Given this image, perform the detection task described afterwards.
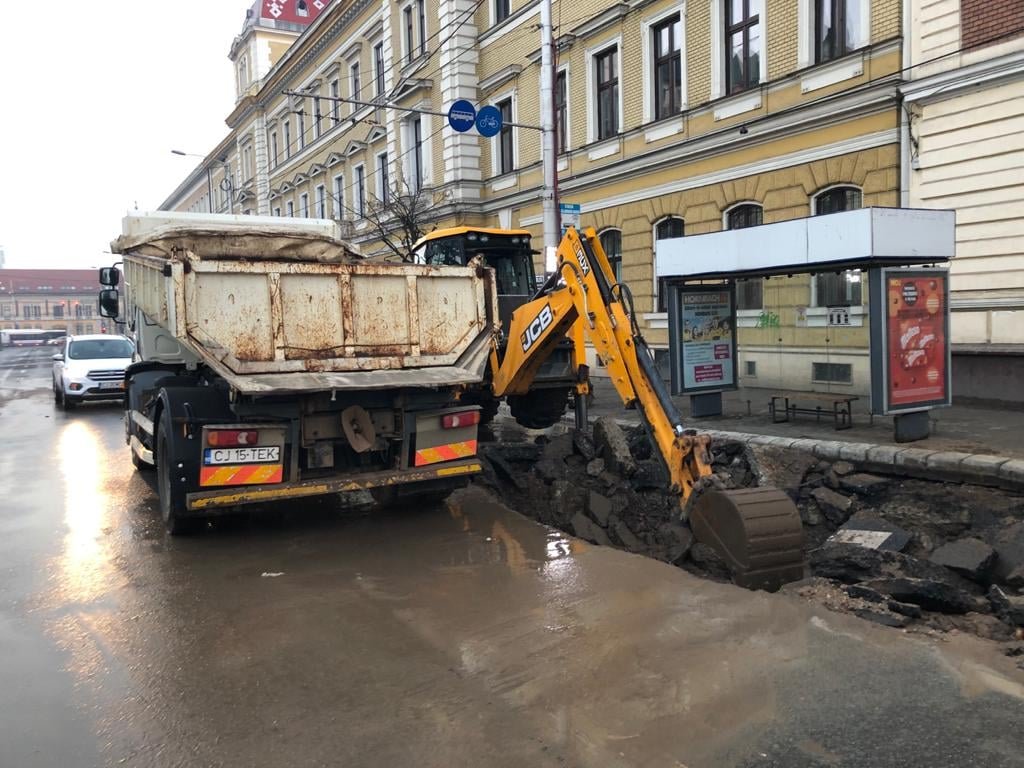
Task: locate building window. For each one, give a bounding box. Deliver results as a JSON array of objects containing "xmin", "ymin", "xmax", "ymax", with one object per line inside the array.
[
  {"xmin": 726, "ymin": 0, "xmax": 762, "ymax": 94},
  {"xmin": 411, "ymin": 117, "xmax": 424, "ymax": 192},
  {"xmin": 316, "ymin": 185, "xmax": 327, "ymax": 218},
  {"xmin": 284, "ymin": 120, "xmax": 292, "ymax": 158},
  {"xmin": 313, "ymin": 96, "xmax": 322, "ymax": 138},
  {"xmin": 599, "ymin": 229, "xmax": 622, "ymax": 283},
  {"xmin": 333, "ymin": 174, "xmax": 344, "ymax": 219},
  {"xmin": 813, "ymin": 186, "xmax": 863, "ymax": 306},
  {"xmin": 816, "ymin": 0, "xmax": 861, "ymax": 63},
  {"xmin": 655, "ymin": 217, "xmax": 684, "ymax": 311},
  {"xmin": 726, "ymin": 203, "xmax": 763, "ymax": 230},
  {"xmin": 274, "ymin": 206, "xmax": 282, "ymax": 217},
  {"xmin": 300, "ymin": 192, "xmax": 310, "ymax": 217},
  {"xmin": 404, "ymin": 7, "xmax": 415, "ymax": 64},
  {"xmin": 297, "ymin": 110, "xmax": 306, "ymax": 150},
  {"xmin": 653, "ymin": 15, "xmax": 682, "ymax": 120},
  {"xmin": 417, "ymin": 0, "xmax": 427, "ymax": 57},
  {"xmin": 495, "ymin": 0, "xmax": 510, "ymax": 24},
  {"xmin": 812, "ymin": 362, "xmax": 852, "ymax": 384},
  {"xmin": 356, "ymin": 165, "xmax": 366, "ymax": 216},
  {"xmin": 726, "ymin": 203, "xmax": 763, "ymax": 309},
  {"xmin": 377, "ymin": 153, "xmax": 390, "ymax": 205},
  {"xmin": 596, "ymin": 46, "xmax": 619, "ymax": 140},
  {"xmin": 745, "ymin": 360, "xmax": 757, "ymax": 377},
  {"xmin": 53, "ymin": 304, "xmax": 64, "ymax": 318},
  {"xmin": 270, "ymin": 131, "xmax": 279, "ymax": 167},
  {"xmin": 287, "ymin": 200, "xmax": 295, "ymax": 217},
  {"xmin": 555, "ymin": 70, "xmax": 567, "ymax": 153},
  {"xmin": 498, "ymin": 97, "xmax": 514, "ymax": 174},
  {"xmin": 351, "ymin": 62, "xmax": 362, "ymax": 109},
  {"xmin": 296, "ymin": 0, "xmax": 309, "ymax": 16},
  {"xmin": 374, "ymin": 43, "xmax": 385, "ymax": 96},
  {"xmin": 330, "ymin": 80, "xmax": 340, "ymax": 125}
]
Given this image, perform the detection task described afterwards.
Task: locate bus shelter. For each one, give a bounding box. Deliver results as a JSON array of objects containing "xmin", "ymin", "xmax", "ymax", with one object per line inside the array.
[{"xmin": 655, "ymin": 208, "xmax": 956, "ymax": 441}]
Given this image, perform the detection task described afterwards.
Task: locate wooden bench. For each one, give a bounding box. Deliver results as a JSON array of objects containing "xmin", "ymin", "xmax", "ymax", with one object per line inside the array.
[{"xmin": 769, "ymin": 392, "xmax": 859, "ymax": 431}]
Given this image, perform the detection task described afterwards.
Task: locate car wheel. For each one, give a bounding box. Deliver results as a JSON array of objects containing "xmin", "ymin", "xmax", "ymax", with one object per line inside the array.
[
  {"xmin": 156, "ymin": 413, "xmax": 196, "ymax": 535},
  {"xmin": 63, "ymin": 394, "xmax": 79, "ymax": 410}
]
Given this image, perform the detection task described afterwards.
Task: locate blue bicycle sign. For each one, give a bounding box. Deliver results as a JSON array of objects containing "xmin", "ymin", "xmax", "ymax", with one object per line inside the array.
[{"xmin": 475, "ymin": 105, "xmax": 503, "ymax": 138}]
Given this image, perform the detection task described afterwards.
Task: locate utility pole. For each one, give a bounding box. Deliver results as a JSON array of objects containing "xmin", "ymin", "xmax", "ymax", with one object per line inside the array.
[{"xmin": 539, "ymin": 0, "xmax": 559, "ymax": 273}]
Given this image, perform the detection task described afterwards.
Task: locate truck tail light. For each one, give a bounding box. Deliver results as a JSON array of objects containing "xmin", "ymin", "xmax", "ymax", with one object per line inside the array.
[
  {"xmin": 441, "ymin": 411, "xmax": 480, "ymax": 429},
  {"xmin": 207, "ymin": 429, "xmax": 260, "ymax": 447}
]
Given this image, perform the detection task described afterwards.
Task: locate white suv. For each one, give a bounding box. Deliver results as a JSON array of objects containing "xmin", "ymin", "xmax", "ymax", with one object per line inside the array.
[{"xmin": 52, "ymin": 334, "xmax": 134, "ymax": 410}]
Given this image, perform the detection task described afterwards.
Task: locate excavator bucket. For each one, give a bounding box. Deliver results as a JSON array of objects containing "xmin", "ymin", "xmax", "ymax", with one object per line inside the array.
[{"xmin": 690, "ymin": 487, "xmax": 806, "ymax": 591}]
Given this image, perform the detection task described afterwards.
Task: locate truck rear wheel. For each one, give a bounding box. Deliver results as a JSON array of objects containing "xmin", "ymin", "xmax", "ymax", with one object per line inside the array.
[
  {"xmin": 156, "ymin": 412, "xmax": 196, "ymax": 535},
  {"xmin": 508, "ymin": 388, "xmax": 571, "ymax": 429}
]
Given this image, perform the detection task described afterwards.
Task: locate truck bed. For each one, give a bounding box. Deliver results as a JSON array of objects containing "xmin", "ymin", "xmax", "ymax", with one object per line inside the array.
[{"xmin": 114, "ymin": 214, "xmax": 498, "ymax": 393}]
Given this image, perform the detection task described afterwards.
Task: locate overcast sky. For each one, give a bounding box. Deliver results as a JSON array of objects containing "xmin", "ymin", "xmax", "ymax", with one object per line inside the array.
[{"xmin": 0, "ymin": 1, "xmax": 250, "ymax": 269}]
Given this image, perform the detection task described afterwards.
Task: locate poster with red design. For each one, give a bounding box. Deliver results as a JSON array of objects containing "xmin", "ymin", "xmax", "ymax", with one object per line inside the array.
[
  {"xmin": 679, "ymin": 286, "xmax": 737, "ymax": 393},
  {"xmin": 884, "ymin": 269, "xmax": 950, "ymax": 410},
  {"xmin": 261, "ymin": 0, "xmax": 331, "ymax": 24}
]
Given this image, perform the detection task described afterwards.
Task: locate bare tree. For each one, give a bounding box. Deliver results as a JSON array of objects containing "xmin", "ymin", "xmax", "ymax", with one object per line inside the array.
[{"xmin": 362, "ymin": 177, "xmax": 448, "ymax": 262}]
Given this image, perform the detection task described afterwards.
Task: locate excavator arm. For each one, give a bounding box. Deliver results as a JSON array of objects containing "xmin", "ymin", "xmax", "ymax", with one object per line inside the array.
[{"xmin": 490, "ymin": 227, "xmax": 806, "ymax": 590}]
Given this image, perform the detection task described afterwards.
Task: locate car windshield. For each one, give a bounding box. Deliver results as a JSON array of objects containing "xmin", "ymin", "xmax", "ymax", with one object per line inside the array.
[{"xmin": 67, "ymin": 339, "xmax": 134, "ymax": 360}]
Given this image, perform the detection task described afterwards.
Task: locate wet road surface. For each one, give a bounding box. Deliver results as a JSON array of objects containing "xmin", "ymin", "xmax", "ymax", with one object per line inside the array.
[{"xmin": 2, "ymin": 345, "xmax": 1024, "ymax": 767}]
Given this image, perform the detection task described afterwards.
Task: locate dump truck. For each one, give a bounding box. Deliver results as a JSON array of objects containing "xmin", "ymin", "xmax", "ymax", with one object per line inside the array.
[{"xmin": 100, "ymin": 212, "xmax": 494, "ymax": 533}]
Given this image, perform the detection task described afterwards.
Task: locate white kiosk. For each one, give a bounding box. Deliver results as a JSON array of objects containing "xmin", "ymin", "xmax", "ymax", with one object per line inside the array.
[{"xmin": 656, "ymin": 208, "xmax": 956, "ymax": 440}]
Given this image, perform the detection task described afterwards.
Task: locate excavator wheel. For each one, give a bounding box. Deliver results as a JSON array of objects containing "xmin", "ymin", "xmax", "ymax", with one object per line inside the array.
[
  {"xmin": 690, "ymin": 486, "xmax": 806, "ymax": 592},
  {"xmin": 508, "ymin": 388, "xmax": 571, "ymax": 429}
]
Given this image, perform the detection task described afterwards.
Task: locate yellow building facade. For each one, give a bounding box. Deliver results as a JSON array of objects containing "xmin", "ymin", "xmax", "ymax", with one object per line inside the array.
[{"xmin": 163, "ymin": 0, "xmax": 906, "ymax": 395}]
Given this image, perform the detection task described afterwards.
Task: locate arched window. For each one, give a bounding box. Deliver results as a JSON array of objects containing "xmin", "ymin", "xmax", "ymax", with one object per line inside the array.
[
  {"xmin": 813, "ymin": 186, "xmax": 863, "ymax": 306},
  {"xmin": 599, "ymin": 229, "xmax": 623, "ymax": 283},
  {"xmin": 725, "ymin": 202, "xmax": 762, "ymax": 230},
  {"xmin": 654, "ymin": 216, "xmax": 684, "ymax": 312},
  {"xmin": 724, "ymin": 203, "xmax": 763, "ymax": 309}
]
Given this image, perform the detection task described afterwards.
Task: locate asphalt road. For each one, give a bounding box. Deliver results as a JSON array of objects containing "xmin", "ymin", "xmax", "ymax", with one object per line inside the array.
[{"xmin": 1, "ymin": 344, "xmax": 1023, "ymax": 768}]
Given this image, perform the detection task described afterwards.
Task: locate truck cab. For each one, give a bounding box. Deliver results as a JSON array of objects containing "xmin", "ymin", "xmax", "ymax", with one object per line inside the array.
[{"xmin": 413, "ymin": 227, "xmax": 580, "ymax": 428}]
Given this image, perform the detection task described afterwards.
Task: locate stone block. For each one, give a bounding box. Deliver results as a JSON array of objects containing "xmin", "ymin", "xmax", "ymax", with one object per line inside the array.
[
  {"xmin": 865, "ymin": 445, "xmax": 904, "ymax": 466},
  {"xmin": 587, "ymin": 490, "xmax": 613, "ymax": 527},
  {"xmin": 924, "ymin": 452, "xmax": 969, "ymax": 475},
  {"xmin": 811, "ymin": 441, "xmax": 846, "ymax": 460},
  {"xmin": 894, "ymin": 449, "xmax": 937, "ymax": 472},
  {"xmin": 811, "ymin": 487, "xmax": 853, "ymax": 525},
  {"xmin": 958, "ymin": 454, "xmax": 1011, "ymax": 476},
  {"xmin": 571, "ymin": 512, "xmax": 611, "ymax": 546},
  {"xmin": 593, "ymin": 416, "xmax": 637, "ymax": 478},
  {"xmin": 837, "ymin": 444, "xmax": 871, "ymax": 463},
  {"xmin": 929, "ymin": 537, "xmax": 996, "ymax": 582},
  {"xmin": 831, "ymin": 460, "xmax": 856, "ymax": 476},
  {"xmin": 997, "ymin": 459, "xmax": 1024, "ymax": 488},
  {"xmin": 838, "ymin": 473, "xmax": 889, "ymax": 496}
]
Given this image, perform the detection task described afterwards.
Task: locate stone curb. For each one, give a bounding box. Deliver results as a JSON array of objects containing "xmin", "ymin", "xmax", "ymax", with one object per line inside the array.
[{"xmin": 553, "ymin": 413, "xmax": 1024, "ymax": 493}]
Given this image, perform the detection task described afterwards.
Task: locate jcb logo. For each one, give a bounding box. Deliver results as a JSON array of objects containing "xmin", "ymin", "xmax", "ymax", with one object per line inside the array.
[
  {"xmin": 574, "ymin": 243, "xmax": 590, "ymax": 275},
  {"xmin": 521, "ymin": 304, "xmax": 554, "ymax": 352}
]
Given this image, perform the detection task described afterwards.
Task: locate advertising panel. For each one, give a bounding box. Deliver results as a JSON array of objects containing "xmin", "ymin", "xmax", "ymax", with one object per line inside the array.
[
  {"xmin": 678, "ymin": 286, "xmax": 737, "ymax": 393},
  {"xmin": 872, "ymin": 268, "xmax": 951, "ymax": 413}
]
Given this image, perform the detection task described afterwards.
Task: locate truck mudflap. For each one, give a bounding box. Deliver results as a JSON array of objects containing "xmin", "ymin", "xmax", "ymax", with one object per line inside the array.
[{"xmin": 185, "ymin": 457, "xmax": 482, "ymax": 512}]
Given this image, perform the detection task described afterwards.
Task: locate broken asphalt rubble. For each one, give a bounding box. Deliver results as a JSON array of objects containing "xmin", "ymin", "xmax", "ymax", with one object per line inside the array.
[{"xmin": 476, "ymin": 416, "xmax": 1024, "ymax": 650}]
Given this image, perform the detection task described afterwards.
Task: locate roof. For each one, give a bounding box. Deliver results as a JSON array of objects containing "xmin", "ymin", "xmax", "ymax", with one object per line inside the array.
[
  {"xmin": 656, "ymin": 208, "xmax": 956, "ymax": 282},
  {"xmin": 69, "ymin": 334, "xmax": 130, "ymax": 342},
  {"xmin": 414, "ymin": 227, "xmax": 533, "ymax": 248},
  {"xmin": 0, "ymin": 269, "xmax": 100, "ymax": 294}
]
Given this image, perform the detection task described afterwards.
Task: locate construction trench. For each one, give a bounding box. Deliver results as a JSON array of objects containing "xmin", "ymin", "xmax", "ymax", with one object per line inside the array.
[{"xmin": 474, "ymin": 417, "xmax": 1024, "ymax": 659}]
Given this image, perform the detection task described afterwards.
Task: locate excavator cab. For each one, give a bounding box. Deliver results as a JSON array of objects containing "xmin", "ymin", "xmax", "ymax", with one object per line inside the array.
[{"xmin": 413, "ymin": 227, "xmax": 580, "ymax": 428}]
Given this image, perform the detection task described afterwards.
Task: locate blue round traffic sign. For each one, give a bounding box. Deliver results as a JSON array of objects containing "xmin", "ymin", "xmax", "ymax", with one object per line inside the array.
[
  {"xmin": 447, "ymin": 100, "xmax": 476, "ymax": 133},
  {"xmin": 475, "ymin": 105, "xmax": 503, "ymax": 138}
]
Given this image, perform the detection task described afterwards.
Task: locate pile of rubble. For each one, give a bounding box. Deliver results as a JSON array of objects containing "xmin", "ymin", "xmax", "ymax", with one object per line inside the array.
[{"xmin": 476, "ymin": 417, "xmax": 1024, "ymax": 651}]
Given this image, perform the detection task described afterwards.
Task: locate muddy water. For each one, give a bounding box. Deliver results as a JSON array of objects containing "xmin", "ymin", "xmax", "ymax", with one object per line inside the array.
[{"xmin": 1, "ymin": 347, "xmax": 1023, "ymax": 767}]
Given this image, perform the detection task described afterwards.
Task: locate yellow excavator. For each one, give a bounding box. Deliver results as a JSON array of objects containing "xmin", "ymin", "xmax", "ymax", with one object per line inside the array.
[{"xmin": 419, "ymin": 225, "xmax": 806, "ymax": 590}]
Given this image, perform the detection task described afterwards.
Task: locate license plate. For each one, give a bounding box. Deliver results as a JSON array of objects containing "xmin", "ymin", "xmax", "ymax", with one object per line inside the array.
[
  {"xmin": 98, "ymin": 381, "xmax": 124, "ymax": 390},
  {"xmin": 204, "ymin": 446, "xmax": 281, "ymax": 465}
]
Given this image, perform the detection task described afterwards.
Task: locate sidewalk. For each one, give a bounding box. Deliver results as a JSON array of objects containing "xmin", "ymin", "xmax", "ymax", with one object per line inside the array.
[
  {"xmin": 584, "ymin": 378, "xmax": 1024, "ymax": 459},
  {"xmin": 570, "ymin": 378, "xmax": 1024, "ymax": 492}
]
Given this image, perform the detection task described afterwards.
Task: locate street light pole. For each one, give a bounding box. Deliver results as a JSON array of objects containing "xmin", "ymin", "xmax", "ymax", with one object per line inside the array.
[
  {"xmin": 172, "ymin": 150, "xmax": 229, "ymax": 214},
  {"xmin": 539, "ymin": 0, "xmax": 559, "ymax": 273}
]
